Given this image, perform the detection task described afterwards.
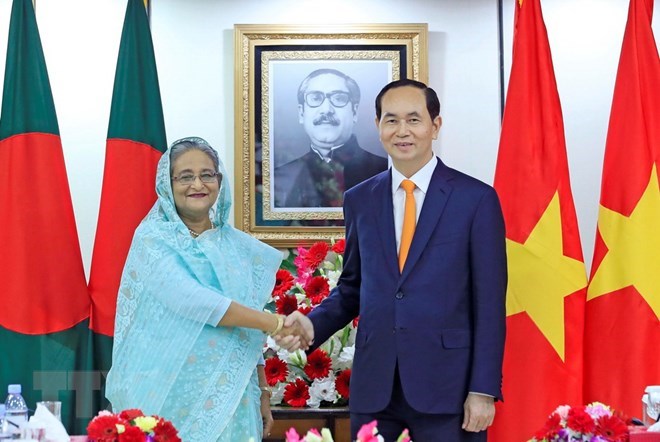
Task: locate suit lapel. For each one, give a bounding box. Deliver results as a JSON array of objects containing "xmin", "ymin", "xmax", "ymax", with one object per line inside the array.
[
  {"xmin": 399, "ymin": 160, "xmax": 453, "ymax": 284},
  {"xmin": 371, "ymin": 170, "xmax": 399, "ymax": 276}
]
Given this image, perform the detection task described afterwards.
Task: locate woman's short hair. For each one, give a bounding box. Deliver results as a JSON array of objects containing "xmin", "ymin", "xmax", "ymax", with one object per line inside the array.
[{"xmin": 169, "ymin": 137, "xmax": 220, "ymax": 175}]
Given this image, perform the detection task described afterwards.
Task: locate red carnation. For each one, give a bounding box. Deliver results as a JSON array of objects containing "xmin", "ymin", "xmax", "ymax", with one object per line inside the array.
[
  {"xmin": 352, "ymin": 316, "xmax": 360, "ymax": 328},
  {"xmin": 118, "ymin": 425, "xmax": 147, "ymax": 442},
  {"xmin": 595, "ymin": 414, "xmax": 628, "ymax": 441},
  {"xmin": 304, "ymin": 349, "xmax": 333, "ymax": 380},
  {"xmin": 273, "ymin": 269, "xmax": 294, "ymax": 296},
  {"xmin": 275, "ymin": 294, "xmax": 298, "ymax": 315},
  {"xmin": 153, "ymin": 418, "xmax": 182, "ymax": 442},
  {"xmin": 87, "ymin": 415, "xmax": 122, "ymax": 441},
  {"xmin": 566, "ymin": 406, "xmax": 596, "ymax": 434},
  {"xmin": 304, "ymin": 242, "xmax": 330, "ymax": 269},
  {"xmin": 305, "ymin": 276, "xmax": 330, "ymax": 305},
  {"xmin": 283, "ymin": 378, "xmax": 310, "ymax": 407},
  {"xmin": 298, "ymin": 304, "xmax": 313, "ymax": 315},
  {"xmin": 331, "ymin": 239, "xmax": 345, "ymax": 254},
  {"xmin": 335, "ymin": 369, "xmax": 351, "ymax": 399},
  {"xmin": 265, "ymin": 356, "xmax": 289, "ymax": 386},
  {"xmin": 118, "ymin": 409, "xmax": 144, "ymax": 421}
]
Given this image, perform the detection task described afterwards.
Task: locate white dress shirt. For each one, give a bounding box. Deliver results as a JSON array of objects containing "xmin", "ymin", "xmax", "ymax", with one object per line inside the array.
[{"xmin": 391, "ymin": 156, "xmax": 438, "ymax": 253}]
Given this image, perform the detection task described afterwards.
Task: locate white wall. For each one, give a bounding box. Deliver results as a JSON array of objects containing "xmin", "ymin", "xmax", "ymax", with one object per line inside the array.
[{"xmin": 0, "ymin": 0, "xmax": 656, "ymax": 276}]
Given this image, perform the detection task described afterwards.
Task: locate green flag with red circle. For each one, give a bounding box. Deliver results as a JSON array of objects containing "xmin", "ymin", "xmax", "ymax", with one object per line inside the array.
[{"xmin": 0, "ymin": 0, "xmax": 92, "ymax": 433}]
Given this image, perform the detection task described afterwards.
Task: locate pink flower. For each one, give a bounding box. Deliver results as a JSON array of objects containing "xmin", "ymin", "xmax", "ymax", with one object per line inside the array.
[
  {"xmin": 553, "ymin": 404, "xmax": 571, "ymax": 421},
  {"xmin": 294, "ymin": 246, "xmax": 311, "ymax": 274},
  {"xmin": 356, "ymin": 420, "xmax": 380, "ymax": 442},
  {"xmin": 285, "ymin": 428, "xmax": 302, "ymax": 442},
  {"xmin": 397, "ymin": 429, "xmax": 411, "ymax": 442}
]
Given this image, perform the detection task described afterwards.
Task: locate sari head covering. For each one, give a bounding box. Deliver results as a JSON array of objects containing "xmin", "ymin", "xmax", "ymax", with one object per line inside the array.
[{"xmin": 106, "ymin": 137, "xmax": 281, "ymax": 441}]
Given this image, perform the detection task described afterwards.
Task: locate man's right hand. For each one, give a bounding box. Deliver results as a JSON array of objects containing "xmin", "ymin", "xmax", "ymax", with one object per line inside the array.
[{"xmin": 274, "ymin": 311, "xmax": 314, "ymax": 351}]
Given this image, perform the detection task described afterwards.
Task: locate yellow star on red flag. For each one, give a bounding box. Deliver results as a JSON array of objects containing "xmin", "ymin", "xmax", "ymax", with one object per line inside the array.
[
  {"xmin": 505, "ymin": 192, "xmax": 587, "ymax": 360},
  {"xmin": 588, "ymin": 165, "xmax": 660, "ymax": 318}
]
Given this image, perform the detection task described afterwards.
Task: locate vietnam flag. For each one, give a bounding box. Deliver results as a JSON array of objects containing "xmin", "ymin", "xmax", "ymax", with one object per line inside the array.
[
  {"xmin": 585, "ymin": 0, "xmax": 660, "ymax": 418},
  {"xmin": 0, "ymin": 0, "xmax": 93, "ymax": 433},
  {"xmin": 87, "ymin": 0, "xmax": 166, "ymax": 379},
  {"xmin": 490, "ymin": 0, "xmax": 587, "ymax": 440}
]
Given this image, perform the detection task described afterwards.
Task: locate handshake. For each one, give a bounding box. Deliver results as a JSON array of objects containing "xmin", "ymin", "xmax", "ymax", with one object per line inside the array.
[{"xmin": 272, "ymin": 311, "xmax": 315, "ymax": 352}]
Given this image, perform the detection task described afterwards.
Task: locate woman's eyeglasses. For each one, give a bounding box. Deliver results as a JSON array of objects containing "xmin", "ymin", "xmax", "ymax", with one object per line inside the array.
[{"xmin": 171, "ymin": 172, "xmax": 221, "ymax": 185}]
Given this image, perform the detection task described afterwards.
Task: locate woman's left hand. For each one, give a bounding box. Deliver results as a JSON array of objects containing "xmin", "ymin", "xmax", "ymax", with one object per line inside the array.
[{"xmin": 261, "ymin": 391, "xmax": 274, "ymax": 438}]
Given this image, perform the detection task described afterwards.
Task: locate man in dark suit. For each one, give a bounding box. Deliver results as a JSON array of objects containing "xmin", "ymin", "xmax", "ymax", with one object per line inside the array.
[
  {"xmin": 273, "ymin": 68, "xmax": 388, "ymax": 208},
  {"xmin": 279, "ymin": 79, "xmax": 507, "ymax": 441}
]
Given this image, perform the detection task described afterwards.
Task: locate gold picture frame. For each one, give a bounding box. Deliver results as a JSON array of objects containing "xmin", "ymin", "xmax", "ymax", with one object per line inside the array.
[{"xmin": 234, "ymin": 23, "xmax": 428, "ymax": 247}]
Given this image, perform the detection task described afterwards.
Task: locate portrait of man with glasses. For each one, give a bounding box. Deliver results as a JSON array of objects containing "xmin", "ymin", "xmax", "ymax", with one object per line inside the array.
[{"xmin": 273, "ymin": 68, "xmax": 388, "ymax": 209}]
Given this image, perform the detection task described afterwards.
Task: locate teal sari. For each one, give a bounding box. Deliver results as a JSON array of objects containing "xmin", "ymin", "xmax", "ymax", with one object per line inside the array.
[{"xmin": 106, "ymin": 140, "xmax": 281, "ymax": 441}]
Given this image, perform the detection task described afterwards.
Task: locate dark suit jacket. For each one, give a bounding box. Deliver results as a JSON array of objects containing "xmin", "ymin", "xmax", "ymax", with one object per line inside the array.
[
  {"xmin": 308, "ymin": 158, "xmax": 507, "ymax": 414},
  {"xmin": 273, "ymin": 136, "xmax": 387, "ymax": 208}
]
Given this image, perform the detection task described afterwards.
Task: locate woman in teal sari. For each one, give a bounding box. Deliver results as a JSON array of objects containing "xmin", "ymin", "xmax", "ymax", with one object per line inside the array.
[{"xmin": 106, "ymin": 137, "xmax": 305, "ymax": 441}]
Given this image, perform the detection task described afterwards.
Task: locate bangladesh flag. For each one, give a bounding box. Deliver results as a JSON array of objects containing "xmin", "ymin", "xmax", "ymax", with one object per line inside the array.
[
  {"xmin": 490, "ymin": 0, "xmax": 587, "ymax": 439},
  {"xmin": 0, "ymin": 0, "xmax": 94, "ymax": 434},
  {"xmin": 87, "ymin": 0, "xmax": 167, "ymax": 406}
]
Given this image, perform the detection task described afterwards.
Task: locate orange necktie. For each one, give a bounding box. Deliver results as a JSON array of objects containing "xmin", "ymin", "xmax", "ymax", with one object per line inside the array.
[{"xmin": 398, "ymin": 179, "xmax": 417, "ymax": 272}]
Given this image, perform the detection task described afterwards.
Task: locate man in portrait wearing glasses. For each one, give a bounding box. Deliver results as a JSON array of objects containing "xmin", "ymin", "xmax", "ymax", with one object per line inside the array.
[{"xmin": 273, "ymin": 68, "xmax": 388, "ymax": 209}]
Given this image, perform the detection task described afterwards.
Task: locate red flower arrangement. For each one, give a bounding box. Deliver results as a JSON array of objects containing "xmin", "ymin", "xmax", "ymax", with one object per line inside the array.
[
  {"xmin": 87, "ymin": 409, "xmax": 181, "ymax": 442},
  {"xmin": 264, "ymin": 240, "xmax": 355, "ymax": 409},
  {"xmin": 531, "ymin": 402, "xmax": 629, "ymax": 441}
]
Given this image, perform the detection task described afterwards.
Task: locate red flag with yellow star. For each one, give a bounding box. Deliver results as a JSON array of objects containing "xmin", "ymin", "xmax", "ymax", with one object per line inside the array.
[
  {"xmin": 490, "ymin": 0, "xmax": 587, "ymax": 439},
  {"xmin": 585, "ymin": 0, "xmax": 660, "ymax": 418}
]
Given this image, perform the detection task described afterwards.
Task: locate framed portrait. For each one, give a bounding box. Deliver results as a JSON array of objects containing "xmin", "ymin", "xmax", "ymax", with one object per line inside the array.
[{"xmin": 234, "ymin": 23, "xmax": 428, "ymax": 247}]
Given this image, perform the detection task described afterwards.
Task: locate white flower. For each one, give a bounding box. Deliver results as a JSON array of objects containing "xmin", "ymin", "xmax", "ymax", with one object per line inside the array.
[
  {"xmin": 307, "ymin": 394, "xmax": 321, "ymax": 408},
  {"xmin": 337, "ymin": 345, "xmax": 355, "ymax": 369},
  {"xmin": 307, "ymin": 376, "xmax": 337, "ymax": 408},
  {"xmin": 276, "ymin": 347, "xmax": 292, "ymax": 363},
  {"xmin": 326, "ymin": 270, "xmax": 341, "ymax": 289},
  {"xmin": 322, "ymin": 335, "xmax": 343, "ymax": 360},
  {"xmin": 265, "ymin": 335, "xmax": 280, "ymax": 352},
  {"xmin": 270, "ymin": 383, "xmax": 286, "ymax": 405},
  {"xmin": 321, "ymin": 257, "xmax": 336, "ymax": 270},
  {"xmin": 288, "ymin": 349, "xmax": 307, "ymax": 368},
  {"xmin": 302, "ymin": 428, "xmax": 335, "ymax": 442}
]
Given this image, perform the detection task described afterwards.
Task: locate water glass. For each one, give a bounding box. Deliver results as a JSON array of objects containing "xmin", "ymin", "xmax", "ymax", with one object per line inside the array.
[{"xmin": 36, "ymin": 401, "xmax": 62, "ymax": 421}]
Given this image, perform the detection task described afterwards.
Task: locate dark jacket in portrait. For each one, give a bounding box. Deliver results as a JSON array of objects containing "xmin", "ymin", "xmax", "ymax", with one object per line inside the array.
[{"xmin": 273, "ymin": 135, "xmax": 388, "ymax": 208}]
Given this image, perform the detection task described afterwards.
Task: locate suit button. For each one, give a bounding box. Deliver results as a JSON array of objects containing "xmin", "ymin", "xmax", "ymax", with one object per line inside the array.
[{"xmin": 395, "ymin": 291, "xmax": 404, "ymax": 299}]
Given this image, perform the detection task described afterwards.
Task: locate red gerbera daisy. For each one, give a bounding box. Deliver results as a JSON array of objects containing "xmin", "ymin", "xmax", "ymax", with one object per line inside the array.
[
  {"xmin": 305, "ymin": 276, "xmax": 330, "ymax": 305},
  {"xmin": 298, "ymin": 304, "xmax": 313, "ymax": 315},
  {"xmin": 153, "ymin": 418, "xmax": 182, "ymax": 442},
  {"xmin": 304, "ymin": 349, "xmax": 332, "ymax": 380},
  {"xmin": 335, "ymin": 369, "xmax": 351, "ymax": 399},
  {"xmin": 87, "ymin": 415, "xmax": 122, "ymax": 441},
  {"xmin": 275, "ymin": 294, "xmax": 298, "ymax": 315},
  {"xmin": 595, "ymin": 414, "xmax": 628, "ymax": 441},
  {"xmin": 283, "ymin": 378, "xmax": 310, "ymax": 407},
  {"xmin": 265, "ymin": 356, "xmax": 289, "ymax": 386},
  {"xmin": 566, "ymin": 407, "xmax": 596, "ymax": 434},
  {"xmin": 273, "ymin": 269, "xmax": 295, "ymax": 296},
  {"xmin": 304, "ymin": 242, "xmax": 330, "ymax": 269},
  {"xmin": 331, "ymin": 239, "xmax": 345, "ymax": 254},
  {"xmin": 118, "ymin": 409, "xmax": 144, "ymax": 421},
  {"xmin": 118, "ymin": 425, "xmax": 147, "ymax": 442}
]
